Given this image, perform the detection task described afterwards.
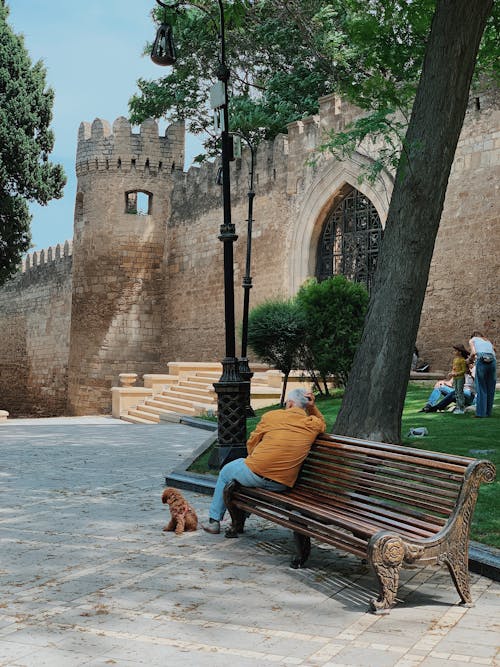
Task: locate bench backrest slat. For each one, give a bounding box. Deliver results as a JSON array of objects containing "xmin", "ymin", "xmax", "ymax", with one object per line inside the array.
[
  {"xmin": 316, "ymin": 434, "xmax": 476, "ymax": 467},
  {"xmin": 313, "ymin": 446, "xmax": 467, "ymax": 487},
  {"xmin": 305, "ymin": 459, "xmax": 462, "ymax": 501},
  {"xmin": 294, "ymin": 434, "xmax": 473, "ymax": 529}
]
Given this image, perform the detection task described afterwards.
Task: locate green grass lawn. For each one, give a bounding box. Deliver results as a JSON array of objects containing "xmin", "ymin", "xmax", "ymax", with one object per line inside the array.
[{"xmin": 190, "ymin": 383, "xmax": 499, "ymax": 547}]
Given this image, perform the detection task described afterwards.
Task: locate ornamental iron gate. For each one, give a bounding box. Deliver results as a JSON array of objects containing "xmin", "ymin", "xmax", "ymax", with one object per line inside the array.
[{"xmin": 316, "ymin": 187, "xmax": 383, "ymax": 292}]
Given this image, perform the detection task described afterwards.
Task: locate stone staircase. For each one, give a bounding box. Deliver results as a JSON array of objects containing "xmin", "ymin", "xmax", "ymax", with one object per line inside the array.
[
  {"xmin": 120, "ymin": 367, "xmax": 219, "ymax": 424},
  {"xmin": 116, "ymin": 362, "xmax": 291, "ymax": 424}
]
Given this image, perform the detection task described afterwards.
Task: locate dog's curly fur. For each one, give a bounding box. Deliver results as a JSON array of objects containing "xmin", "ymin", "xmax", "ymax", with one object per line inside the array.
[{"xmin": 161, "ymin": 487, "xmax": 198, "ymax": 535}]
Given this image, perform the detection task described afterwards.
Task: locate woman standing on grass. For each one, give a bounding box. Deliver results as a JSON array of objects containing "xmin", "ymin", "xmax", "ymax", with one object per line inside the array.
[{"xmin": 468, "ymin": 331, "xmax": 496, "ymax": 418}]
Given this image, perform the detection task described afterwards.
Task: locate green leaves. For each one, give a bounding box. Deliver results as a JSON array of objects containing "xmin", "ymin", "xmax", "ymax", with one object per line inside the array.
[
  {"xmin": 296, "ymin": 276, "xmax": 369, "ymax": 388},
  {"xmin": 247, "ymin": 298, "xmax": 306, "ymax": 377},
  {"xmin": 0, "ymin": 3, "xmax": 66, "ymax": 284},
  {"xmin": 132, "ymin": 0, "xmax": 496, "ymax": 175},
  {"xmin": 247, "ymin": 276, "xmax": 369, "ymax": 395}
]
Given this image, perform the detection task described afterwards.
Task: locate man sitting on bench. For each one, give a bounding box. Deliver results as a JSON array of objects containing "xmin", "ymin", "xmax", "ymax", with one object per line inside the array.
[{"xmin": 202, "ymin": 388, "xmax": 326, "ymax": 534}]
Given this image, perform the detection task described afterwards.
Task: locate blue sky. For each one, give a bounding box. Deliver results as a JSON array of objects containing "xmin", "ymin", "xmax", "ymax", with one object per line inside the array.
[{"xmin": 8, "ymin": 0, "xmax": 203, "ymax": 251}]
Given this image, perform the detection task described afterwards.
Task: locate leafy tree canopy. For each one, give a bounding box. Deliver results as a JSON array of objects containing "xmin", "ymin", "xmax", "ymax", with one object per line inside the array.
[
  {"xmin": 130, "ymin": 0, "xmax": 498, "ymax": 162},
  {"xmin": 0, "ymin": 1, "xmax": 66, "ymax": 285}
]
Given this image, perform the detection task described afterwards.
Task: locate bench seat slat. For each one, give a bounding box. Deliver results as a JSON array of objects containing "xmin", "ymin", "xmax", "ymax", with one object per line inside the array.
[
  {"xmin": 234, "ymin": 487, "xmax": 433, "ymax": 541},
  {"xmin": 275, "ymin": 490, "xmax": 438, "ymax": 540},
  {"xmin": 289, "ymin": 489, "xmax": 445, "ymax": 537},
  {"xmin": 232, "ymin": 494, "xmax": 368, "ymax": 555}
]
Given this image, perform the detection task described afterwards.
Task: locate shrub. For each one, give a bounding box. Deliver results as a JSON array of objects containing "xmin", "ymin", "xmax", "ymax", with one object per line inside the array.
[
  {"xmin": 247, "ymin": 298, "xmax": 306, "ymax": 405},
  {"xmin": 296, "ymin": 276, "xmax": 369, "ymax": 390}
]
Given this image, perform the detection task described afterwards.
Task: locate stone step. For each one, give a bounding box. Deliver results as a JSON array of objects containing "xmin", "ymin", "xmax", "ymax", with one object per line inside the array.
[
  {"xmin": 160, "ymin": 391, "xmax": 215, "ymax": 408},
  {"xmin": 176, "ymin": 382, "xmax": 215, "ymax": 397},
  {"xmin": 188, "ymin": 371, "xmax": 221, "ymax": 380},
  {"xmin": 127, "ymin": 408, "xmax": 160, "ymax": 423},
  {"xmin": 152, "ymin": 396, "xmax": 197, "ymax": 415},
  {"xmin": 120, "ymin": 413, "xmax": 158, "ymax": 424},
  {"xmin": 166, "ymin": 389, "xmax": 216, "ymax": 405},
  {"xmin": 141, "ymin": 403, "xmax": 181, "ymax": 418}
]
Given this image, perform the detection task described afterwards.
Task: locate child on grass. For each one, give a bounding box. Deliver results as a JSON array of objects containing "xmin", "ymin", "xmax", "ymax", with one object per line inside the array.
[{"xmin": 451, "ymin": 344, "xmax": 468, "ymax": 414}]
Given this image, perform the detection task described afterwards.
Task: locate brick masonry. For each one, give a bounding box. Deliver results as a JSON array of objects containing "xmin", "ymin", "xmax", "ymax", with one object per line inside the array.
[{"xmin": 0, "ymin": 93, "xmax": 498, "ymax": 416}]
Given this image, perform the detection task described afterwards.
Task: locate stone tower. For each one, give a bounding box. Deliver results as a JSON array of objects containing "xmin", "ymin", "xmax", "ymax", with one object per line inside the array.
[{"xmin": 67, "ymin": 117, "xmax": 184, "ymax": 414}]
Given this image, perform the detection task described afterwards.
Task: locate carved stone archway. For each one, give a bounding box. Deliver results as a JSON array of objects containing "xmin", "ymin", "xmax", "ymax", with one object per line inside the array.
[
  {"xmin": 288, "ymin": 153, "xmax": 393, "ymax": 295},
  {"xmin": 316, "ymin": 185, "xmax": 383, "ymax": 293}
]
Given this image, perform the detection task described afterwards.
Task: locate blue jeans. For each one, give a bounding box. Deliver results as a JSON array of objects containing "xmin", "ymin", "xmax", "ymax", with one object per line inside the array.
[
  {"xmin": 426, "ymin": 384, "xmax": 454, "ymax": 406},
  {"xmin": 209, "ymin": 458, "xmax": 287, "ymax": 521},
  {"xmin": 432, "ymin": 388, "xmax": 474, "ymax": 411},
  {"xmin": 475, "ymin": 357, "xmax": 497, "ymax": 417}
]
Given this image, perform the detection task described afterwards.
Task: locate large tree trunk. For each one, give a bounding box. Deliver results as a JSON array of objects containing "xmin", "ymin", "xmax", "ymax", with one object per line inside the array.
[{"xmin": 334, "ymin": 0, "xmax": 493, "ymax": 443}]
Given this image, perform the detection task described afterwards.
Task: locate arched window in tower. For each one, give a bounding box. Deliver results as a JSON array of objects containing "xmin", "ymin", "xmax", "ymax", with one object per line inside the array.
[
  {"xmin": 125, "ymin": 190, "xmax": 152, "ymax": 215},
  {"xmin": 316, "ymin": 186, "xmax": 383, "ymax": 293}
]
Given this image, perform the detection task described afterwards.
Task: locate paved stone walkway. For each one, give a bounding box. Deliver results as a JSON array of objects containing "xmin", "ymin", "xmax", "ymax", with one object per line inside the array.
[{"xmin": 0, "ymin": 418, "xmax": 498, "ymax": 666}]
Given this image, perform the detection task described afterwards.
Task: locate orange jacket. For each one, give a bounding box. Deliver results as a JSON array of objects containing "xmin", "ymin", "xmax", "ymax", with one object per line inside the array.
[{"xmin": 245, "ymin": 405, "xmax": 326, "ymax": 487}]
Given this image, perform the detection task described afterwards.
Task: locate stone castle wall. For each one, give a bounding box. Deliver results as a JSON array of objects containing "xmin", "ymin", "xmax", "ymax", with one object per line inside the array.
[
  {"xmin": 162, "ymin": 134, "xmax": 291, "ymax": 363},
  {"xmin": 418, "ymin": 92, "xmax": 500, "ymax": 370},
  {"xmin": 0, "ymin": 91, "xmax": 498, "ymax": 416},
  {"xmin": 0, "ymin": 244, "xmax": 73, "ymax": 416}
]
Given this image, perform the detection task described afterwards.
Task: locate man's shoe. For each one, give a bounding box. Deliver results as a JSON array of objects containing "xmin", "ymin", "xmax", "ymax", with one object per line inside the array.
[
  {"xmin": 419, "ymin": 405, "xmax": 431, "ymax": 413},
  {"xmin": 453, "ymin": 409, "xmax": 464, "ymax": 414},
  {"xmin": 202, "ymin": 519, "xmax": 220, "ymax": 534}
]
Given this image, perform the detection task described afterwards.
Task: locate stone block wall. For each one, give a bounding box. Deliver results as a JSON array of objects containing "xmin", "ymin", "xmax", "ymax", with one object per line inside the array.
[
  {"xmin": 162, "ymin": 136, "xmax": 290, "ymax": 364},
  {"xmin": 418, "ymin": 92, "xmax": 500, "ymax": 370},
  {"xmin": 0, "ymin": 246, "xmax": 72, "ymax": 416},
  {"xmin": 0, "ymin": 92, "xmax": 497, "ymax": 417}
]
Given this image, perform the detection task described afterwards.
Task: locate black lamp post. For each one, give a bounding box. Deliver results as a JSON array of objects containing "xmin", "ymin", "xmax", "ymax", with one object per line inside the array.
[
  {"xmin": 237, "ymin": 136, "xmax": 257, "ymax": 418},
  {"xmin": 152, "ymin": 0, "xmax": 248, "ymax": 468}
]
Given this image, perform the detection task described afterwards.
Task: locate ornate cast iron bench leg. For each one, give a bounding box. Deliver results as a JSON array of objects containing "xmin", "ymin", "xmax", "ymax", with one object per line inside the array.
[
  {"xmin": 438, "ymin": 462, "xmax": 496, "ymax": 607},
  {"xmin": 290, "ymin": 532, "xmax": 311, "ymax": 569},
  {"xmin": 223, "ymin": 481, "xmax": 247, "ymax": 538},
  {"xmin": 441, "ymin": 552, "xmax": 472, "ymax": 606},
  {"xmin": 368, "ymin": 533, "xmax": 423, "ymax": 614}
]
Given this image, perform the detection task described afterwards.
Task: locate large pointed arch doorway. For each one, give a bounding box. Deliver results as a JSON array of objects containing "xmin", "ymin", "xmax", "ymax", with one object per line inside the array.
[{"xmin": 316, "ymin": 186, "xmax": 383, "ymax": 292}]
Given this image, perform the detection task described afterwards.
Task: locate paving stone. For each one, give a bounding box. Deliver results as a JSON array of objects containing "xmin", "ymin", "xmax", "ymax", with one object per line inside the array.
[{"xmin": 0, "ymin": 418, "xmax": 498, "ymax": 666}]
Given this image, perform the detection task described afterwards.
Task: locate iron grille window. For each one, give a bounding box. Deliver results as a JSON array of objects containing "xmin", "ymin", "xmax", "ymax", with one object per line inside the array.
[{"xmin": 316, "ymin": 187, "xmax": 383, "ymax": 293}]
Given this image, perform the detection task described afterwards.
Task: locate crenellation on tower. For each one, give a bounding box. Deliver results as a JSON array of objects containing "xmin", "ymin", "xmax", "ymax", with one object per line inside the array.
[{"xmin": 76, "ymin": 117, "xmax": 185, "ymax": 177}]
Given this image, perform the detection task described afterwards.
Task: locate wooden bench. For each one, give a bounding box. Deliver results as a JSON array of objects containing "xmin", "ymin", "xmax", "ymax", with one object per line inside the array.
[{"xmin": 223, "ymin": 433, "xmax": 495, "ymax": 614}]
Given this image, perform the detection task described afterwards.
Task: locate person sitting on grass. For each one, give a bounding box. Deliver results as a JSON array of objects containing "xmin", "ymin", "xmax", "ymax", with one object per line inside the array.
[
  {"xmin": 420, "ymin": 377, "xmax": 454, "ymax": 412},
  {"xmin": 202, "ymin": 388, "xmax": 326, "ymax": 535},
  {"xmin": 425, "ymin": 364, "xmax": 476, "ymax": 413},
  {"xmin": 419, "ymin": 344, "xmax": 469, "ymax": 413}
]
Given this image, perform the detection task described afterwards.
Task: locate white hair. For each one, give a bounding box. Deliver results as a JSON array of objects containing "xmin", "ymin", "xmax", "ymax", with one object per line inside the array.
[{"xmin": 286, "ymin": 388, "xmax": 309, "ymax": 409}]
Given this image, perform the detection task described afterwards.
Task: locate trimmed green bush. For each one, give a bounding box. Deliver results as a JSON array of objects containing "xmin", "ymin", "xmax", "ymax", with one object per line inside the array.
[{"xmin": 296, "ymin": 276, "xmax": 369, "ymax": 390}]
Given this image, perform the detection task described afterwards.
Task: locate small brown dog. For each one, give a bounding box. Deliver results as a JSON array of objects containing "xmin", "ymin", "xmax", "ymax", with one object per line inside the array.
[{"xmin": 161, "ymin": 487, "xmax": 198, "ymax": 535}]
